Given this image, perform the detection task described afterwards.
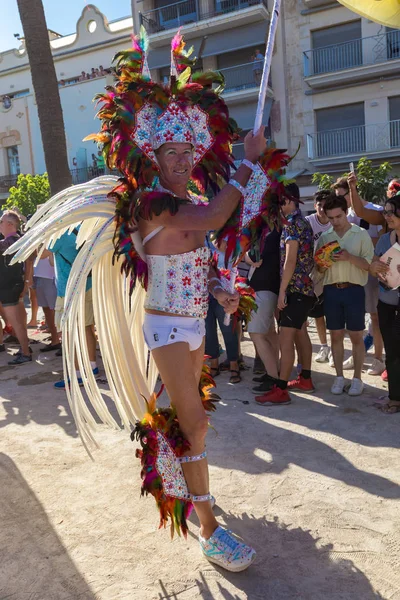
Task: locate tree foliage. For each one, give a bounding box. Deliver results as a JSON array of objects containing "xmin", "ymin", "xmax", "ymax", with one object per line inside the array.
[
  {"xmin": 312, "ymin": 157, "xmax": 393, "ymax": 204},
  {"xmin": 4, "ymin": 173, "xmax": 50, "ymax": 216}
]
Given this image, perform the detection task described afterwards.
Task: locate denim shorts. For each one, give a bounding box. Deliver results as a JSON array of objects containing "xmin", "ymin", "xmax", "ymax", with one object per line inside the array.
[
  {"xmin": 324, "ymin": 284, "xmax": 365, "ymax": 332},
  {"xmin": 143, "ymin": 313, "xmax": 205, "ymax": 352}
]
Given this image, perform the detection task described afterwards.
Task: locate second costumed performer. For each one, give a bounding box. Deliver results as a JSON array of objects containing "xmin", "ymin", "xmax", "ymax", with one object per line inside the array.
[{"xmin": 8, "ymin": 30, "xmax": 291, "ymax": 572}]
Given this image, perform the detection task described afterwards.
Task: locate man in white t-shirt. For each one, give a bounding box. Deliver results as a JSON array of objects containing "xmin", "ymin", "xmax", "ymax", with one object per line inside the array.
[
  {"xmin": 305, "ymin": 190, "xmax": 332, "ymax": 363},
  {"xmin": 333, "ymin": 177, "xmax": 384, "ymax": 375}
]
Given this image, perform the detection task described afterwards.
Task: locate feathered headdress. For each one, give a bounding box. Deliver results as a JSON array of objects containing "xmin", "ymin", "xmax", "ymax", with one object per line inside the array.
[{"xmin": 85, "ymin": 27, "xmax": 240, "ymax": 286}]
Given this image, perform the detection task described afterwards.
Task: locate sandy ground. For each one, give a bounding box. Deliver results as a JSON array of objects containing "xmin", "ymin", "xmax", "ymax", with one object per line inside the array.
[{"xmin": 1, "ymin": 321, "xmax": 400, "ymax": 600}]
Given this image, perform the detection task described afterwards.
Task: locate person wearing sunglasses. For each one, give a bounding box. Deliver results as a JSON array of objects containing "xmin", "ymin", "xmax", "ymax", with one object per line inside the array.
[{"xmin": 369, "ymin": 193, "xmax": 400, "ymax": 414}]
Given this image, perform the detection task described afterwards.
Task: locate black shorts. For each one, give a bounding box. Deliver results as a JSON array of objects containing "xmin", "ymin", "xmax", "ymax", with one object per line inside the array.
[
  {"xmin": 0, "ymin": 282, "xmax": 24, "ymax": 307},
  {"xmin": 279, "ymin": 292, "xmax": 315, "ymax": 330},
  {"xmin": 309, "ymin": 294, "xmax": 325, "ymax": 319}
]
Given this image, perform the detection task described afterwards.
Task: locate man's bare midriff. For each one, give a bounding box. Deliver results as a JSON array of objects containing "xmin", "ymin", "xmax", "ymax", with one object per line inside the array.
[{"xmin": 139, "ymin": 221, "xmax": 208, "ymax": 318}]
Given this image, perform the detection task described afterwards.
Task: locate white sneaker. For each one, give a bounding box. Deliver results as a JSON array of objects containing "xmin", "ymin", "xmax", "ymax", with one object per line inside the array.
[
  {"xmin": 315, "ymin": 346, "xmax": 329, "ymax": 363},
  {"xmin": 343, "ymin": 356, "xmax": 354, "ymax": 370},
  {"xmin": 367, "ymin": 358, "xmax": 385, "ymax": 376},
  {"xmin": 347, "ymin": 378, "xmax": 364, "ymax": 396},
  {"xmin": 328, "ymin": 351, "xmax": 335, "ymax": 368},
  {"xmin": 199, "ymin": 526, "xmax": 256, "ymax": 572},
  {"xmin": 331, "ymin": 376, "xmax": 346, "ymax": 395}
]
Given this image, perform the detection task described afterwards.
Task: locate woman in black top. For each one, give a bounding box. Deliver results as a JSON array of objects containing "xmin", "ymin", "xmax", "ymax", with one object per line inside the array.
[{"xmin": 246, "ymin": 227, "xmax": 281, "ymax": 390}]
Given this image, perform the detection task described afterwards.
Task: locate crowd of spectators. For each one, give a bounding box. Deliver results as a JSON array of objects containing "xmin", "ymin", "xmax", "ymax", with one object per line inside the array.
[
  {"xmin": 206, "ymin": 176, "xmax": 400, "ymax": 415},
  {"xmin": 1, "ymin": 174, "xmax": 400, "ymax": 414},
  {"xmin": 0, "ymin": 210, "xmax": 97, "ymax": 387},
  {"xmin": 57, "ymin": 65, "xmax": 111, "ymax": 87}
]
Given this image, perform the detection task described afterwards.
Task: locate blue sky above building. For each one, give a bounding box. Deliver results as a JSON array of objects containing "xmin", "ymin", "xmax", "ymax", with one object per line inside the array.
[{"xmin": 0, "ymin": 1, "xmax": 132, "ymax": 52}]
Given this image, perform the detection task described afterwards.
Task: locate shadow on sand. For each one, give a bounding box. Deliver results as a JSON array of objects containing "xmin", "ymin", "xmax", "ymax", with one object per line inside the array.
[
  {"xmin": 157, "ymin": 511, "xmax": 383, "ymax": 600},
  {"xmin": 0, "ymin": 452, "xmax": 95, "ymax": 599}
]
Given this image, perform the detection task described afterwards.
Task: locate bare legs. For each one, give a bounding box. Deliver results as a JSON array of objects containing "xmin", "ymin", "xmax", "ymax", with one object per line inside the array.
[
  {"xmin": 279, "ymin": 327, "xmax": 297, "ymax": 382},
  {"xmin": 42, "ymin": 307, "xmax": 59, "ymax": 346},
  {"xmin": 250, "ymin": 325, "xmax": 279, "ymax": 379},
  {"xmin": 27, "ymin": 288, "xmax": 38, "ymax": 327},
  {"xmin": 348, "ymin": 330, "xmax": 364, "ymax": 380},
  {"xmin": 330, "ymin": 329, "xmax": 364, "ymax": 380},
  {"xmin": 3, "ymin": 301, "xmax": 30, "ymax": 356},
  {"xmin": 85, "ymin": 325, "xmax": 97, "ymax": 362},
  {"xmin": 315, "ymin": 316, "xmax": 328, "ymax": 346},
  {"xmin": 152, "ymin": 340, "xmax": 218, "ymax": 539},
  {"xmin": 294, "ymin": 323, "xmax": 312, "ymax": 372},
  {"xmin": 330, "ymin": 330, "xmax": 345, "ymax": 377}
]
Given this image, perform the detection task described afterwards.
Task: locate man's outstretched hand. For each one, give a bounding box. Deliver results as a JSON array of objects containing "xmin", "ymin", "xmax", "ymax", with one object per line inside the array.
[{"xmin": 215, "ymin": 289, "xmax": 240, "ymax": 314}]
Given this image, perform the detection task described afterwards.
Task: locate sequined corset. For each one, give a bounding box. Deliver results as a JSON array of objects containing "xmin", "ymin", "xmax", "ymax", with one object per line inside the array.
[{"xmin": 145, "ymin": 246, "xmax": 211, "ymax": 318}]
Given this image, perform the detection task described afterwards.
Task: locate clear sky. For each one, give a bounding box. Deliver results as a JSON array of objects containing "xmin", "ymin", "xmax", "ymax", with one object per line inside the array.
[{"xmin": 0, "ymin": 1, "xmax": 132, "ymax": 52}]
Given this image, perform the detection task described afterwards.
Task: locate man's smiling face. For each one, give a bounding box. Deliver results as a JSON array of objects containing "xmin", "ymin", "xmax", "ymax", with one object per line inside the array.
[{"xmin": 156, "ymin": 143, "xmax": 194, "ymax": 188}]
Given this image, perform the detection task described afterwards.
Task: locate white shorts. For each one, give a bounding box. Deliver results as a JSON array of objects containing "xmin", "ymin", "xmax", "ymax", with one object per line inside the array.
[
  {"xmin": 247, "ymin": 290, "xmax": 277, "ymax": 334},
  {"xmin": 143, "ymin": 314, "xmax": 205, "ymax": 352}
]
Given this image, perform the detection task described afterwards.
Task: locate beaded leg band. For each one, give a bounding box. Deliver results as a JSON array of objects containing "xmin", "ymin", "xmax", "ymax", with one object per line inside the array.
[
  {"xmin": 178, "ymin": 450, "xmax": 207, "ymax": 463},
  {"xmin": 192, "ymin": 493, "xmax": 213, "ymax": 502}
]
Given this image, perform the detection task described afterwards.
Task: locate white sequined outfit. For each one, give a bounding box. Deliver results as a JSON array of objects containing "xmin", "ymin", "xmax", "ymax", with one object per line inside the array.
[{"xmin": 145, "ymin": 246, "xmax": 211, "ymax": 319}]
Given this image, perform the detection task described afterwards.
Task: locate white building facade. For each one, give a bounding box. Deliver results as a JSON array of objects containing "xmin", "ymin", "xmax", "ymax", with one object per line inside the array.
[{"xmin": 1, "ymin": 1, "xmax": 399, "ymax": 206}]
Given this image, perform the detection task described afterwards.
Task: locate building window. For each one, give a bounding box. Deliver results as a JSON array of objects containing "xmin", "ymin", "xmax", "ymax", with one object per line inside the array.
[
  {"xmin": 311, "ymin": 20, "xmax": 362, "ymax": 74},
  {"xmin": 389, "ymin": 96, "xmax": 400, "ymax": 148},
  {"xmin": 387, "ymin": 28, "xmax": 400, "ymax": 60},
  {"xmin": 315, "ymin": 103, "xmax": 365, "ymax": 157},
  {"xmin": 7, "ymin": 146, "xmax": 20, "ymax": 176}
]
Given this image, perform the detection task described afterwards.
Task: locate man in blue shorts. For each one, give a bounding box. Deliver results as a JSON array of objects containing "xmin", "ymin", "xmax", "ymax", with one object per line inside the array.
[{"xmin": 316, "ymin": 194, "xmax": 374, "ymax": 396}]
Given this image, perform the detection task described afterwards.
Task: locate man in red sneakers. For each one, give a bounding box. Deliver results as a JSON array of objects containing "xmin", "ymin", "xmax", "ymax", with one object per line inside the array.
[{"xmin": 255, "ymin": 184, "xmax": 315, "ymax": 406}]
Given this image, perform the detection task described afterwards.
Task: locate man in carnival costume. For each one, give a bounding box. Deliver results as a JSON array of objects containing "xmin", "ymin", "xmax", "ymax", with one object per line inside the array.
[{"xmin": 8, "ymin": 30, "xmax": 291, "ymax": 572}]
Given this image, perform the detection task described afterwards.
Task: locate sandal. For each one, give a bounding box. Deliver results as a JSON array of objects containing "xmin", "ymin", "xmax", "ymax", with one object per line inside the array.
[
  {"xmin": 379, "ymin": 400, "xmax": 400, "ymax": 415},
  {"xmin": 219, "ymin": 359, "xmax": 230, "ymax": 372},
  {"xmin": 229, "ymin": 370, "xmax": 242, "ymax": 384},
  {"xmin": 210, "ymin": 367, "xmax": 220, "ymax": 377}
]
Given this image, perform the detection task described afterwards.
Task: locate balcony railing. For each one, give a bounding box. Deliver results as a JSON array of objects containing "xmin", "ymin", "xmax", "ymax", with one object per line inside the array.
[
  {"xmin": 304, "ymin": 29, "xmax": 400, "ymax": 77},
  {"xmin": 70, "ymin": 166, "xmax": 120, "ymax": 185},
  {"xmin": 219, "ymin": 61, "xmax": 270, "ymax": 92},
  {"xmin": 140, "ymin": 0, "xmax": 268, "ymax": 33},
  {"xmin": 0, "ymin": 174, "xmax": 18, "ymax": 194},
  {"xmin": 307, "ymin": 120, "xmax": 400, "ymax": 160}
]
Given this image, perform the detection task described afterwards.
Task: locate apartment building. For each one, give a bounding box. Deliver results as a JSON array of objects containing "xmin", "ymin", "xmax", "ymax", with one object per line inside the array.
[
  {"xmin": 0, "ymin": 1, "xmax": 399, "ymax": 206},
  {"xmin": 0, "ymin": 2, "xmax": 274, "ymax": 203},
  {"xmin": 287, "ymin": 0, "xmax": 400, "ymax": 199},
  {"xmin": 0, "ymin": 6, "xmax": 133, "ymax": 202}
]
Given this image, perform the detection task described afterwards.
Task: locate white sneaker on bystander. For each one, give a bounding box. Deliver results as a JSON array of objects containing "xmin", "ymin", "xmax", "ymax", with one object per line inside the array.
[
  {"xmin": 343, "ymin": 356, "xmax": 354, "ymax": 370},
  {"xmin": 347, "ymin": 378, "xmax": 364, "ymax": 396},
  {"xmin": 315, "ymin": 346, "xmax": 330, "ymax": 363},
  {"xmin": 367, "ymin": 358, "xmax": 385, "ymax": 376},
  {"xmin": 331, "ymin": 376, "xmax": 347, "ymax": 395}
]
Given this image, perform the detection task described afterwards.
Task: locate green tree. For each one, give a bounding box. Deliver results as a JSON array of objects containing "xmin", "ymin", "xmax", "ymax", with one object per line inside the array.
[
  {"xmin": 4, "ymin": 173, "xmax": 50, "ymax": 216},
  {"xmin": 312, "ymin": 158, "xmax": 393, "ymax": 204},
  {"xmin": 311, "ymin": 172, "xmax": 334, "ymax": 190},
  {"xmin": 352, "ymin": 157, "xmax": 392, "ymax": 204}
]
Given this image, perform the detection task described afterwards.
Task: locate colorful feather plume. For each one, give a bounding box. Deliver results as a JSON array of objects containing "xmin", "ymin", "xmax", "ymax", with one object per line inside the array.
[
  {"xmin": 213, "ymin": 265, "xmax": 257, "ymax": 328},
  {"xmin": 213, "ymin": 147, "xmax": 292, "ymax": 267},
  {"xmin": 171, "ymin": 29, "xmax": 196, "ymax": 76},
  {"xmin": 132, "ymin": 391, "xmax": 193, "ymax": 538},
  {"xmin": 132, "ymin": 366, "xmax": 219, "ymax": 537},
  {"xmin": 199, "ymin": 363, "xmax": 220, "ymax": 412}
]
